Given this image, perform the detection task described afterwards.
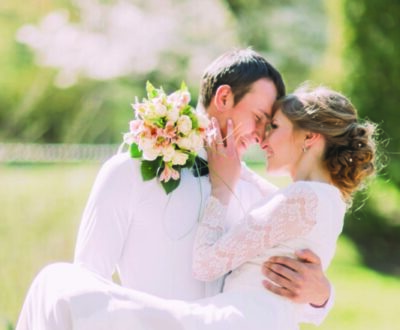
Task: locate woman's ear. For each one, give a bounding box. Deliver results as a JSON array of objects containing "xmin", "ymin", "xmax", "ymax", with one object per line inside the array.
[
  {"xmin": 304, "ymin": 132, "xmax": 322, "ymax": 149},
  {"xmin": 214, "ymin": 85, "xmax": 234, "ymax": 112}
]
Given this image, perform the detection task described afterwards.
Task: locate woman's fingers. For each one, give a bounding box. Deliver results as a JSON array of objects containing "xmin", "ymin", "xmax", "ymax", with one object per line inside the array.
[
  {"xmin": 209, "ymin": 117, "xmax": 225, "ymax": 154},
  {"xmin": 225, "ymin": 119, "xmax": 236, "ymax": 156},
  {"xmin": 213, "ymin": 118, "xmax": 225, "ymax": 150},
  {"xmin": 208, "ymin": 117, "xmax": 238, "ymax": 159}
]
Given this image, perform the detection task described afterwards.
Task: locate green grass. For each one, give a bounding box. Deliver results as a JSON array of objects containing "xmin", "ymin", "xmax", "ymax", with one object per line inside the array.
[
  {"xmin": 1, "ymin": 163, "xmax": 399, "ymax": 329},
  {"xmin": 0, "ymin": 163, "xmax": 98, "ymax": 328},
  {"xmin": 302, "ymin": 237, "xmax": 400, "ymax": 330}
]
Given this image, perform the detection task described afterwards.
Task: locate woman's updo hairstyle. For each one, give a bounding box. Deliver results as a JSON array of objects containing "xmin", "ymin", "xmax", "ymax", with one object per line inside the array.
[{"xmin": 273, "ymin": 86, "xmax": 377, "ymax": 202}]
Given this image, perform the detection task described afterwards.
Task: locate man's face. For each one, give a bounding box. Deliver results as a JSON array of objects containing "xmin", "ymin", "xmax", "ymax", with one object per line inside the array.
[{"xmin": 224, "ymin": 78, "xmax": 277, "ymax": 157}]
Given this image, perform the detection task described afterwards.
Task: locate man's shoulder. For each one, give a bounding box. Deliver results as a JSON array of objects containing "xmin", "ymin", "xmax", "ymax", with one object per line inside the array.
[
  {"xmin": 95, "ymin": 152, "xmax": 142, "ymax": 187},
  {"xmin": 102, "ymin": 152, "xmax": 139, "ymax": 174}
]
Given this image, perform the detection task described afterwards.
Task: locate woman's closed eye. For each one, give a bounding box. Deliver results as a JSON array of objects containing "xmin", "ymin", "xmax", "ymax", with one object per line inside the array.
[{"xmin": 266, "ymin": 123, "xmax": 278, "ymax": 132}]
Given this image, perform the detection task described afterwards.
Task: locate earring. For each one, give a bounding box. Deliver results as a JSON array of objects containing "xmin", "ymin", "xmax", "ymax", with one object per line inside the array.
[{"xmin": 302, "ymin": 144, "xmax": 308, "ymax": 153}]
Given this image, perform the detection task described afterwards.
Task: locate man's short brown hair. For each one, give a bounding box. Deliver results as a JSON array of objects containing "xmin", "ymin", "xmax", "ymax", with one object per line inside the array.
[{"xmin": 199, "ymin": 48, "xmax": 285, "ymax": 109}]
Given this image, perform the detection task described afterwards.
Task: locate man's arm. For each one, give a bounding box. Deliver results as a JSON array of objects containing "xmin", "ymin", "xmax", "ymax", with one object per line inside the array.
[
  {"xmin": 74, "ymin": 153, "xmax": 136, "ymax": 280},
  {"xmin": 262, "ymin": 249, "xmax": 333, "ymax": 324}
]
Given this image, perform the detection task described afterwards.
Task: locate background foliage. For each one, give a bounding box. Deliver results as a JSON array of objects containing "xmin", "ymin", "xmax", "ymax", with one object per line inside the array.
[
  {"xmin": 341, "ymin": 0, "xmax": 400, "ymax": 275},
  {"xmin": 1, "ymin": 0, "xmax": 399, "ymax": 328}
]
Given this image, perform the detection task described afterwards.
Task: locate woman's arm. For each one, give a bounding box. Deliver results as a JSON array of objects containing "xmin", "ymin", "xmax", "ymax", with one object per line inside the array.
[{"xmin": 192, "ymin": 183, "xmax": 318, "ymax": 281}]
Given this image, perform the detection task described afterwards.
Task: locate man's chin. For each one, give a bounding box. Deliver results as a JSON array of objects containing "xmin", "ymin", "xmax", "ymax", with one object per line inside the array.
[
  {"xmin": 266, "ymin": 167, "xmax": 289, "ymax": 177},
  {"xmin": 236, "ymin": 146, "xmax": 246, "ymax": 159}
]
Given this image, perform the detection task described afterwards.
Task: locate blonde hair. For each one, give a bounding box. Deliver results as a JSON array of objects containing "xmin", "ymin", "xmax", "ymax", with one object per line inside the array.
[{"xmin": 274, "ymin": 86, "xmax": 377, "ymax": 202}]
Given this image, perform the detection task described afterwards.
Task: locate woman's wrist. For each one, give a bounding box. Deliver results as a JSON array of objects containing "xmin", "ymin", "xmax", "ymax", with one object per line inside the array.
[{"xmin": 211, "ymin": 186, "xmax": 232, "ymax": 205}]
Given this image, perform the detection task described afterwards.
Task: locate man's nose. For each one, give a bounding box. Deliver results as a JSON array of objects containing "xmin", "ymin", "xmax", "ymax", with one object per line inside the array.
[
  {"xmin": 253, "ymin": 124, "xmax": 266, "ymax": 144},
  {"xmin": 259, "ymin": 132, "xmax": 270, "ymax": 150}
]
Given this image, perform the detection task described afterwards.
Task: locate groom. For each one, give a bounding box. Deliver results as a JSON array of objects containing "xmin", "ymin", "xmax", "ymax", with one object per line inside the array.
[{"xmin": 74, "ymin": 48, "xmax": 333, "ymax": 324}]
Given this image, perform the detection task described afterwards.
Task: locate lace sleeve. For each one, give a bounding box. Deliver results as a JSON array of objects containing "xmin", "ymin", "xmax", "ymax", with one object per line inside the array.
[{"xmin": 192, "ymin": 183, "xmax": 318, "ymax": 282}]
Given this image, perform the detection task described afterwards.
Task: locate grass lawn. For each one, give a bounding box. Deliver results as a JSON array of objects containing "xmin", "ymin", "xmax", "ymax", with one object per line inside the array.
[{"xmin": 1, "ymin": 163, "xmax": 399, "ymax": 329}]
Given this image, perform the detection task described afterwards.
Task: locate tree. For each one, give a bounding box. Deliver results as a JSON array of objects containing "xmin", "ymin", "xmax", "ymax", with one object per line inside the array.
[{"xmin": 343, "ymin": 0, "xmax": 400, "ymax": 275}]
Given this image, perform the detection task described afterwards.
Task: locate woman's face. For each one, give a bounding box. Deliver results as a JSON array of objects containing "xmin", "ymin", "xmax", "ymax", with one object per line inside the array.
[{"xmin": 261, "ymin": 109, "xmax": 305, "ymax": 176}]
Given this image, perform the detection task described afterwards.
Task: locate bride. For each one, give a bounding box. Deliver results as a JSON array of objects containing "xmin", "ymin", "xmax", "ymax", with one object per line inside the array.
[{"xmin": 16, "ymin": 86, "xmax": 377, "ymax": 330}]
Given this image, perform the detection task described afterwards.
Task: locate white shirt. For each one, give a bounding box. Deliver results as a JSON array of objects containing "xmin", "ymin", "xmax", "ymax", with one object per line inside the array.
[{"xmin": 74, "ymin": 152, "xmax": 333, "ymax": 322}]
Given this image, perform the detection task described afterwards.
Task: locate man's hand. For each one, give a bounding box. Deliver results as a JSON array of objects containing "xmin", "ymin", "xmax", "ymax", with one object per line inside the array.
[{"xmin": 261, "ymin": 249, "xmax": 330, "ymax": 307}]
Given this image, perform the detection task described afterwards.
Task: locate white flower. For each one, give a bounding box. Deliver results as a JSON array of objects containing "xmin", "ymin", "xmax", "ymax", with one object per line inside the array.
[
  {"xmin": 146, "ymin": 104, "xmax": 159, "ymax": 119},
  {"xmin": 139, "ymin": 137, "xmax": 160, "ymax": 160},
  {"xmin": 177, "ymin": 115, "xmax": 192, "ymax": 135},
  {"xmin": 133, "ymin": 103, "xmax": 146, "ymax": 118},
  {"xmin": 187, "ymin": 132, "xmax": 204, "ymax": 151},
  {"xmin": 197, "ymin": 113, "xmax": 210, "ymax": 129},
  {"xmin": 171, "ymin": 151, "xmax": 188, "ymax": 166},
  {"xmin": 166, "ymin": 106, "xmax": 180, "ymax": 123},
  {"xmin": 176, "ymin": 132, "xmax": 204, "ymax": 151},
  {"xmin": 123, "ymin": 132, "xmax": 137, "ymax": 145},
  {"xmin": 151, "ymin": 98, "xmax": 167, "ymax": 117},
  {"xmin": 142, "ymin": 146, "xmax": 160, "ymax": 161},
  {"xmin": 162, "ymin": 145, "xmax": 176, "ymax": 162},
  {"xmin": 125, "ymin": 82, "xmax": 211, "ymax": 194},
  {"xmin": 167, "ymin": 90, "xmax": 190, "ymax": 107},
  {"xmin": 176, "ymin": 137, "xmax": 191, "ymax": 150}
]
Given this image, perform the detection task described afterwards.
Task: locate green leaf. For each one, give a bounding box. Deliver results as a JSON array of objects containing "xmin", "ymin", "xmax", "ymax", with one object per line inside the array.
[
  {"xmin": 181, "ymin": 105, "xmax": 192, "ymax": 116},
  {"xmin": 153, "ymin": 117, "xmax": 166, "ymax": 128},
  {"xmin": 189, "ymin": 113, "xmax": 199, "ymax": 129},
  {"xmin": 141, "ymin": 158, "xmax": 161, "ymax": 181},
  {"xmin": 146, "ymin": 81, "xmax": 158, "ymax": 99},
  {"xmin": 161, "ymin": 176, "xmax": 181, "ymax": 194},
  {"xmin": 180, "ymin": 81, "xmax": 187, "ymax": 92},
  {"xmin": 184, "ymin": 153, "xmax": 196, "ymax": 169},
  {"xmin": 130, "ymin": 143, "xmax": 142, "ymax": 158}
]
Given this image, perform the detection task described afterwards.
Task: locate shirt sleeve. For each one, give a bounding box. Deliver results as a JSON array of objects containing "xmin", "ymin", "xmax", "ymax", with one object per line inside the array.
[
  {"xmin": 299, "ymin": 283, "xmax": 335, "ymax": 325},
  {"xmin": 192, "ymin": 183, "xmax": 319, "ymax": 282},
  {"xmin": 74, "ymin": 154, "xmax": 136, "ymax": 280}
]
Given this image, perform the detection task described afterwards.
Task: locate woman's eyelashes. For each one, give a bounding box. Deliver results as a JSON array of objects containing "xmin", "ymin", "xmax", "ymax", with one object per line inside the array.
[{"xmin": 266, "ymin": 122, "xmax": 278, "ymax": 132}]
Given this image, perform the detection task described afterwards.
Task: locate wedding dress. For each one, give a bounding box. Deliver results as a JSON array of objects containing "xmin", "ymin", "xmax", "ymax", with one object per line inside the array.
[{"xmin": 16, "ymin": 181, "xmax": 344, "ymax": 330}]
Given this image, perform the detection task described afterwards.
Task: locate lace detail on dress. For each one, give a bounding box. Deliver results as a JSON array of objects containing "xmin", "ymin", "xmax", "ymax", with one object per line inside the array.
[
  {"xmin": 192, "ymin": 196, "xmax": 228, "ymax": 281},
  {"xmin": 192, "ymin": 182, "xmax": 319, "ymax": 282}
]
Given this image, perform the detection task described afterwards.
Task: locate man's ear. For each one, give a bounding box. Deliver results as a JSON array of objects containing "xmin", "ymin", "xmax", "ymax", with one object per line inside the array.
[
  {"xmin": 214, "ymin": 85, "xmax": 234, "ymax": 112},
  {"xmin": 304, "ymin": 132, "xmax": 321, "ymax": 149}
]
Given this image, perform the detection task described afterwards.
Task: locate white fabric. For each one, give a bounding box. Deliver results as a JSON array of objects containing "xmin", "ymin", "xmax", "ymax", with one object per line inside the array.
[
  {"xmin": 16, "ymin": 181, "xmax": 344, "ymax": 330},
  {"xmin": 73, "ymin": 152, "xmax": 277, "ymax": 300},
  {"xmin": 16, "ymin": 152, "xmax": 337, "ymax": 329},
  {"xmin": 192, "ymin": 181, "xmax": 344, "ymax": 328}
]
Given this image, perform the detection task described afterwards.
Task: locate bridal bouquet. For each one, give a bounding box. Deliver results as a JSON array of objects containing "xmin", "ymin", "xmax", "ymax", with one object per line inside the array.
[{"xmin": 123, "ymin": 82, "xmax": 210, "ymax": 194}]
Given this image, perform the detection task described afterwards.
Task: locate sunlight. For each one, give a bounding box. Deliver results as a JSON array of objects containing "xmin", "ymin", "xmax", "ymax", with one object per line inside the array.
[{"xmin": 16, "ymin": 0, "xmax": 237, "ymax": 88}]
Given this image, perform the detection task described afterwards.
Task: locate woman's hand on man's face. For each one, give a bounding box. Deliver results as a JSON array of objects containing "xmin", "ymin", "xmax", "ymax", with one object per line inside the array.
[{"xmin": 207, "ymin": 117, "xmax": 241, "ymax": 205}]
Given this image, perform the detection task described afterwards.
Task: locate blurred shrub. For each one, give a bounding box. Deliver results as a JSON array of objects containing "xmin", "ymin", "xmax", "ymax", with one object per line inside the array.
[
  {"xmin": 225, "ymin": 0, "xmax": 328, "ymax": 91},
  {"xmin": 341, "ymin": 0, "xmax": 400, "ymax": 275},
  {"xmin": 343, "ymin": 0, "xmax": 400, "ymax": 186},
  {"xmin": 344, "ymin": 179, "xmax": 400, "ymax": 275}
]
